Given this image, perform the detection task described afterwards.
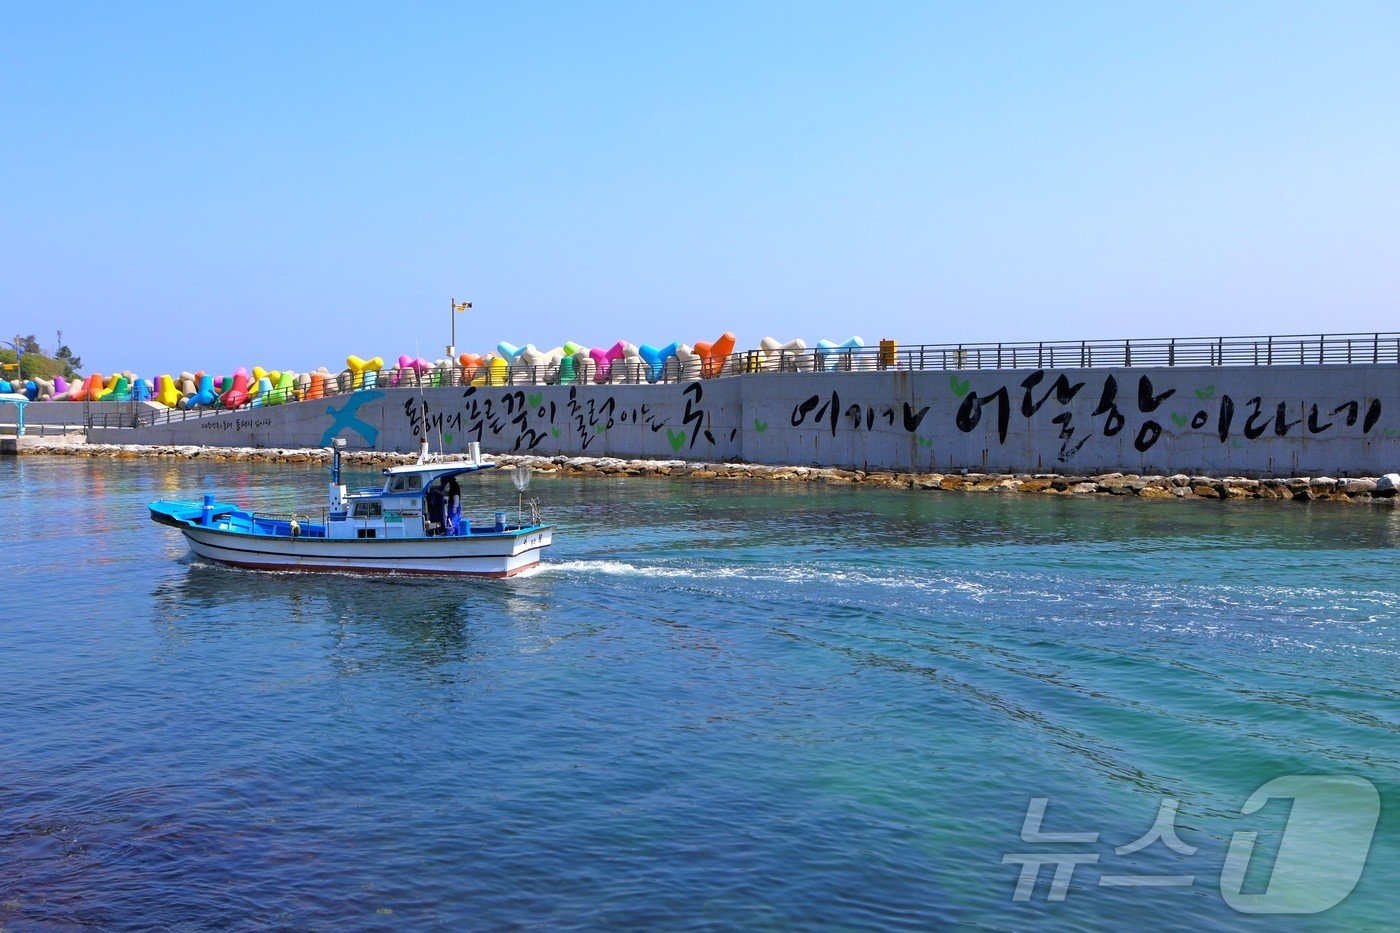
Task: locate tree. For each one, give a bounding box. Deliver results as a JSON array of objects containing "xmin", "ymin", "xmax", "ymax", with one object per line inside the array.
[
  {"xmin": 55, "ymin": 345, "xmax": 82, "ymax": 377},
  {"xmin": 1, "ymin": 335, "xmax": 83, "ymax": 381}
]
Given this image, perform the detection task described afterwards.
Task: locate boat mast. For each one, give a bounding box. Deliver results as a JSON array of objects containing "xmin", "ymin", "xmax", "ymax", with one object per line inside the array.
[{"xmin": 328, "ymin": 438, "xmax": 348, "ymax": 516}]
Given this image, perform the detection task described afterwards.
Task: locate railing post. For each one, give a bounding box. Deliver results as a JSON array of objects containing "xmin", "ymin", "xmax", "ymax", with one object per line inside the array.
[
  {"xmin": 1124, "ymin": 339, "xmax": 1131, "ymax": 368},
  {"xmin": 1168, "ymin": 339, "xmax": 1175, "ymax": 366},
  {"xmin": 1217, "ymin": 336, "xmax": 1223, "ymax": 366},
  {"xmin": 1267, "ymin": 336, "xmax": 1272, "ymax": 365},
  {"xmin": 1318, "ymin": 334, "xmax": 1324, "ymax": 365}
]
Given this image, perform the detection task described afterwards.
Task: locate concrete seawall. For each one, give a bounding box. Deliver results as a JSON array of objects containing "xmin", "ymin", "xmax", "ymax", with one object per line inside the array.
[{"xmin": 61, "ymin": 364, "xmax": 1400, "ymax": 477}]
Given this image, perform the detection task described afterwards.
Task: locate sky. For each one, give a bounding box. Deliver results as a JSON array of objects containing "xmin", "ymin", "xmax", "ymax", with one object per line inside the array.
[{"xmin": 2, "ymin": 1, "xmax": 1397, "ymax": 377}]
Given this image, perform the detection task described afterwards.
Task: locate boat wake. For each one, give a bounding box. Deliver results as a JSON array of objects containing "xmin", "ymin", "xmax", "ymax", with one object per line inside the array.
[
  {"xmin": 543, "ymin": 558, "xmax": 992, "ymax": 595},
  {"xmin": 541, "ymin": 558, "xmax": 1400, "ymax": 650},
  {"xmin": 545, "ymin": 559, "xmax": 702, "ymax": 578}
]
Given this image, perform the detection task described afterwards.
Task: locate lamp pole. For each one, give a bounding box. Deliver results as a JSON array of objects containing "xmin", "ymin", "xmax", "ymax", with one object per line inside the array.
[
  {"xmin": 2, "ymin": 336, "xmax": 22, "ymax": 383},
  {"xmin": 449, "ymin": 297, "xmax": 471, "ymax": 358}
]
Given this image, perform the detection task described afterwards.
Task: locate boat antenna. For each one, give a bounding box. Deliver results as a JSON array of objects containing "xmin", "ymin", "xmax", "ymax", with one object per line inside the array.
[{"xmin": 511, "ymin": 464, "xmax": 532, "ymax": 524}]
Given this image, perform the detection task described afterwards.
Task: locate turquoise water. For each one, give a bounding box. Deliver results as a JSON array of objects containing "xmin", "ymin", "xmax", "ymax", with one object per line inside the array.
[{"xmin": 2, "ymin": 455, "xmax": 1397, "ymax": 929}]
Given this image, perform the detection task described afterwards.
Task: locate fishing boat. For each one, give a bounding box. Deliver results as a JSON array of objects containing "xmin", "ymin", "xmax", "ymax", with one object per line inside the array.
[{"xmin": 149, "ymin": 440, "xmax": 552, "ymax": 577}]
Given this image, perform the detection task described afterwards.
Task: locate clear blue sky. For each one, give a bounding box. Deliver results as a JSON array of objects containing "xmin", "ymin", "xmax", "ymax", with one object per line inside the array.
[{"xmin": 3, "ymin": 1, "xmax": 1396, "ymax": 377}]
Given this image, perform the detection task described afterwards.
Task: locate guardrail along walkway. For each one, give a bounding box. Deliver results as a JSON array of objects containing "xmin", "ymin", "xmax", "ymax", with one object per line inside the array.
[{"xmin": 82, "ymin": 331, "xmax": 1400, "ymax": 428}]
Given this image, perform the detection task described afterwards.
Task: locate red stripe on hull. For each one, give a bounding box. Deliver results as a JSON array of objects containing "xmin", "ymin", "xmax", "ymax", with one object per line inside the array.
[{"xmin": 202, "ymin": 556, "xmax": 537, "ymax": 578}]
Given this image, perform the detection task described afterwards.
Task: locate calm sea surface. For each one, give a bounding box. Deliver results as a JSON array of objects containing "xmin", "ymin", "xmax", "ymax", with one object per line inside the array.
[{"xmin": 2, "ymin": 455, "xmax": 1398, "ymax": 930}]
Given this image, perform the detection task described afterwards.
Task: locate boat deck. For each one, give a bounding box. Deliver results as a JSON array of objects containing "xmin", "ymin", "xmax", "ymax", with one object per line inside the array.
[{"xmin": 150, "ymin": 499, "xmax": 541, "ymax": 541}]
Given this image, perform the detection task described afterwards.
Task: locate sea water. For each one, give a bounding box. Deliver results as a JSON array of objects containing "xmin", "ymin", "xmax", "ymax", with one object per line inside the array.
[{"xmin": 2, "ymin": 455, "xmax": 1397, "ymax": 929}]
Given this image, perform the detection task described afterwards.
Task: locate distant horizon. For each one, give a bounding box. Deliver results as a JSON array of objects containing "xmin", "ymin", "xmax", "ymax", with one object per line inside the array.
[{"xmin": 5, "ymin": 1, "xmax": 1397, "ymax": 377}]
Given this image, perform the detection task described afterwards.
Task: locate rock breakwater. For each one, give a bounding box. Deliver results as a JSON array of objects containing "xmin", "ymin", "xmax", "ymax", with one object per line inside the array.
[{"xmin": 15, "ymin": 442, "xmax": 1400, "ymax": 503}]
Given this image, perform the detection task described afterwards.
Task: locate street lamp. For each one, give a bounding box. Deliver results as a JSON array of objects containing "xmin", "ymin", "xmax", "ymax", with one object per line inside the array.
[{"xmin": 448, "ymin": 298, "xmax": 472, "ymax": 358}]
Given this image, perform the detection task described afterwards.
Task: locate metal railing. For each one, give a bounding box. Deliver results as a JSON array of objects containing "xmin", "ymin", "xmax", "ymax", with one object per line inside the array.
[
  {"xmin": 387, "ymin": 332, "xmax": 1400, "ymax": 385},
  {"xmin": 0, "ymin": 421, "xmax": 86, "ymax": 437},
  {"xmin": 455, "ymin": 332, "xmax": 1400, "ymax": 383},
  {"xmin": 74, "ymin": 332, "xmax": 1399, "ymax": 428},
  {"xmin": 842, "ymin": 332, "xmax": 1400, "ymax": 371}
]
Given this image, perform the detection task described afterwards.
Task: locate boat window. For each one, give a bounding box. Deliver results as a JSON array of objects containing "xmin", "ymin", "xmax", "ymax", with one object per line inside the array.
[
  {"xmin": 387, "ymin": 474, "xmax": 423, "ymax": 493},
  {"xmin": 352, "ymin": 501, "xmax": 383, "ymax": 518}
]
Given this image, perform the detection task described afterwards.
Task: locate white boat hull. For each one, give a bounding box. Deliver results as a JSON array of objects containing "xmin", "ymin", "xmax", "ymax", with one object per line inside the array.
[{"xmin": 180, "ymin": 525, "xmax": 553, "ymax": 577}]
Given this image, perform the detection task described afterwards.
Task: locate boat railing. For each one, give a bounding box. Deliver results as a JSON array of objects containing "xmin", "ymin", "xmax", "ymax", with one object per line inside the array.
[
  {"xmin": 249, "ymin": 509, "xmax": 315, "ymax": 522},
  {"xmin": 249, "ymin": 509, "xmax": 326, "ymax": 536}
]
